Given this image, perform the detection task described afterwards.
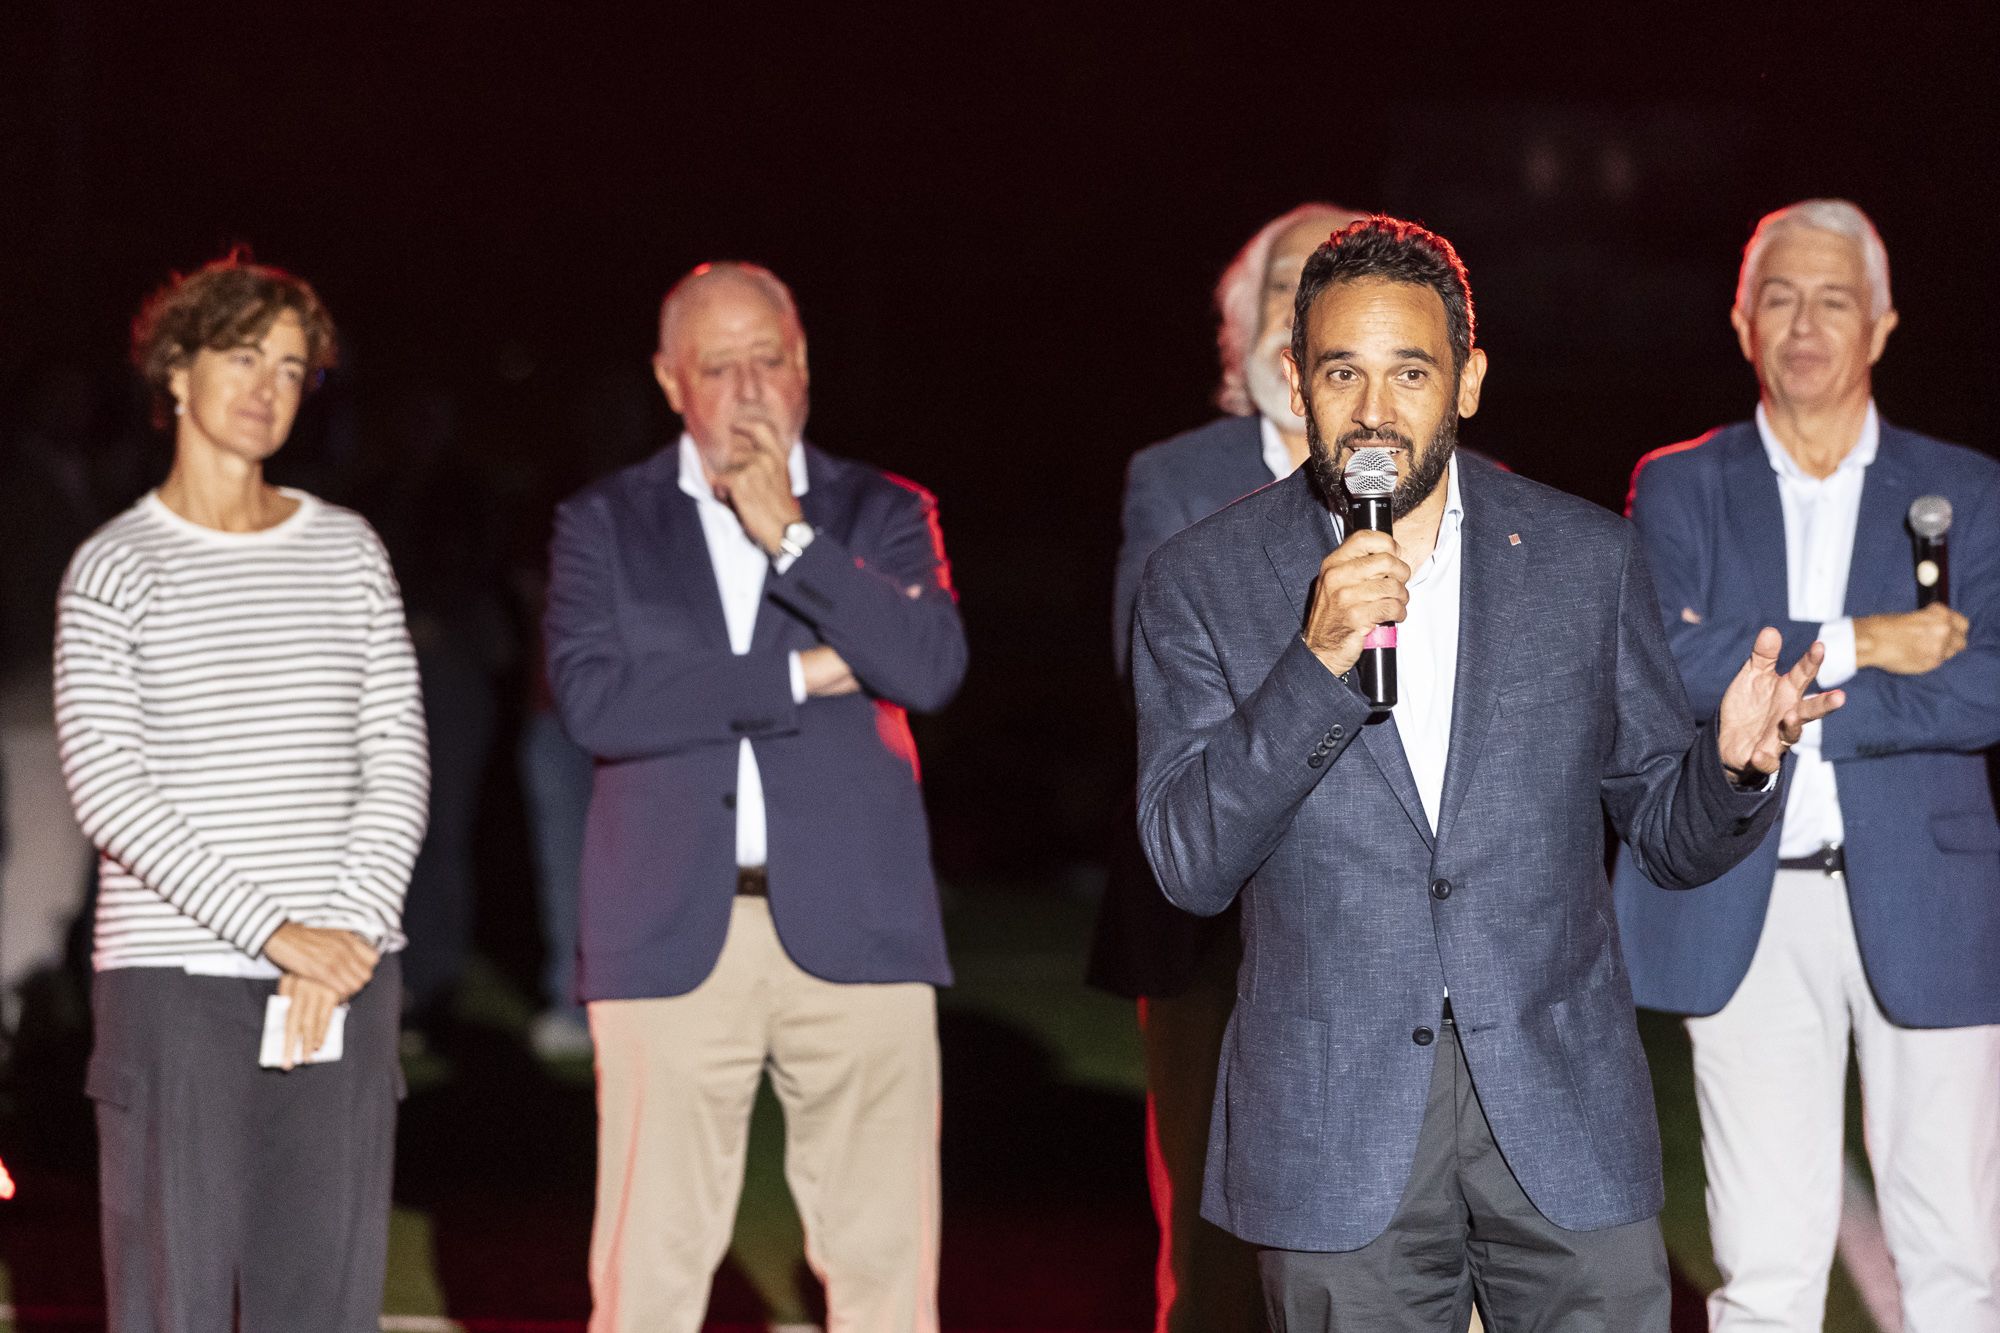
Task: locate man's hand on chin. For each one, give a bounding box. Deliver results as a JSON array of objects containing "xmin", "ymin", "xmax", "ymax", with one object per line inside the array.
[{"xmin": 720, "ymin": 414, "xmax": 801, "ymax": 556}]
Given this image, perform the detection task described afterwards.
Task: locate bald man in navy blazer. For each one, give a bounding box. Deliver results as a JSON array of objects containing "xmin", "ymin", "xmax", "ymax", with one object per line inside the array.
[{"xmin": 546, "ymin": 263, "xmax": 966, "ymax": 1333}]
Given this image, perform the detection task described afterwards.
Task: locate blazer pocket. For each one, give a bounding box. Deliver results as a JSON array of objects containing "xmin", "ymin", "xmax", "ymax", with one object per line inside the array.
[
  {"xmin": 1931, "ymin": 811, "xmax": 2000, "ymax": 853},
  {"xmin": 1549, "ymin": 976, "xmax": 1659, "ymax": 1189},
  {"xmin": 1220, "ymin": 1007, "xmax": 1327, "ymax": 1215}
]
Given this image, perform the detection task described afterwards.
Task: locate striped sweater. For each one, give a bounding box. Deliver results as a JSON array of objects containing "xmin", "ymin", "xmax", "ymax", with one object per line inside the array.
[{"xmin": 55, "ymin": 490, "xmax": 429, "ymax": 972}]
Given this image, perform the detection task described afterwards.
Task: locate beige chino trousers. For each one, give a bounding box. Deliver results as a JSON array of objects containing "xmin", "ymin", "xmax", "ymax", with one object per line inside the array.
[{"xmin": 588, "ymin": 897, "xmax": 941, "ymax": 1333}]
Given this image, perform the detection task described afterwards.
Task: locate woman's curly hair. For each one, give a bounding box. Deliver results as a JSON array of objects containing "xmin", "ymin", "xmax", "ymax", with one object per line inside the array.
[{"xmin": 130, "ymin": 248, "xmax": 339, "ymax": 428}]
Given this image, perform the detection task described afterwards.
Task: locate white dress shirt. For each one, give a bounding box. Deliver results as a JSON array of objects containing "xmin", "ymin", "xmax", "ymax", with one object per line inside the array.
[
  {"xmin": 1332, "ymin": 453, "xmax": 1466, "ymax": 832},
  {"xmin": 1754, "ymin": 401, "xmax": 1875, "ymax": 857},
  {"xmin": 1259, "ymin": 416, "xmax": 1299, "ymax": 482},
  {"xmin": 676, "ymin": 435, "xmax": 810, "ymax": 868}
]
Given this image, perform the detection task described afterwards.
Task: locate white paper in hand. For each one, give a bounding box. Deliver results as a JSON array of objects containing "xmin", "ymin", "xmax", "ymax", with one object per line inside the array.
[{"xmin": 258, "ymin": 995, "xmax": 349, "ymax": 1068}]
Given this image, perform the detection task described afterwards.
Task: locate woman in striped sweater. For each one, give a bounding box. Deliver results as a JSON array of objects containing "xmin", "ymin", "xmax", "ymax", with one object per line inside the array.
[{"xmin": 56, "ymin": 254, "xmax": 429, "ymax": 1332}]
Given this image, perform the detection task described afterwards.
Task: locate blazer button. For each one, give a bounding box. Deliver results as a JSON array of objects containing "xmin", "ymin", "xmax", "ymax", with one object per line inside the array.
[
  {"xmin": 1329, "ymin": 725, "xmax": 1343, "ymax": 740},
  {"xmin": 1413, "ymin": 1026, "xmax": 1435, "ymax": 1046},
  {"xmin": 1430, "ymin": 878, "xmax": 1452, "ymax": 900},
  {"xmin": 722, "ymin": 792, "xmax": 736, "ymax": 809},
  {"xmin": 1307, "ymin": 754, "xmax": 1323, "ymax": 769}
]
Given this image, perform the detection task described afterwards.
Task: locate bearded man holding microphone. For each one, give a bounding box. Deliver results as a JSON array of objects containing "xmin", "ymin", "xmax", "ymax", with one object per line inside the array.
[{"xmin": 1133, "ymin": 215, "xmax": 1839, "ymax": 1330}]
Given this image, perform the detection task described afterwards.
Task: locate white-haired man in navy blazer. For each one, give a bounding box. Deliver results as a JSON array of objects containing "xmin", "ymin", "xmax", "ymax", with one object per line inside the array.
[{"xmin": 1615, "ymin": 199, "xmax": 2000, "ymax": 1331}]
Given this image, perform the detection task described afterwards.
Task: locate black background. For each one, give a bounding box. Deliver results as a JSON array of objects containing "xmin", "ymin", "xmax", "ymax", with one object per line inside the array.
[{"xmin": 4, "ymin": 1, "xmax": 1997, "ymax": 879}]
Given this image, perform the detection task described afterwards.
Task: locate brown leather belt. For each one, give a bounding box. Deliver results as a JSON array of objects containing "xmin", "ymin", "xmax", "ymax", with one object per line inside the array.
[
  {"xmin": 1777, "ymin": 845, "xmax": 1844, "ymax": 875},
  {"xmin": 736, "ymin": 866, "xmax": 769, "ymax": 897}
]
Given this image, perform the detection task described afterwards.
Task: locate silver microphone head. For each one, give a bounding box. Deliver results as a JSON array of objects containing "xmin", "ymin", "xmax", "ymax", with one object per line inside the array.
[
  {"xmin": 1909, "ymin": 494, "xmax": 1954, "ymax": 540},
  {"xmin": 1343, "ymin": 447, "xmax": 1399, "ymax": 499}
]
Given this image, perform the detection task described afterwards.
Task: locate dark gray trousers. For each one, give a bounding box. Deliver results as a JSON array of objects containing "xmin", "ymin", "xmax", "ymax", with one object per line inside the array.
[
  {"xmin": 88, "ymin": 957, "xmax": 404, "ymax": 1333},
  {"xmin": 1260, "ymin": 1017, "xmax": 1670, "ymax": 1333}
]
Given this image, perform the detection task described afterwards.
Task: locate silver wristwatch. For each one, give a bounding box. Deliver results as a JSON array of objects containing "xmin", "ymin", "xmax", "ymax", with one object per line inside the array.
[{"xmin": 777, "ymin": 520, "xmax": 816, "ymax": 562}]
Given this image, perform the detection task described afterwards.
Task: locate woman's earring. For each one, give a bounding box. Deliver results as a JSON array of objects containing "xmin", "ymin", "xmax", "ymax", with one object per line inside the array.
[{"xmin": 174, "ymin": 400, "xmax": 186, "ymax": 417}]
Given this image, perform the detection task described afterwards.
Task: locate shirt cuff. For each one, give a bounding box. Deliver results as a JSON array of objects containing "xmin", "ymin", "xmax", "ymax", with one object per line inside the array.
[
  {"xmin": 787, "ymin": 651, "xmax": 807, "ymax": 704},
  {"xmin": 1735, "ymin": 766, "xmax": 1779, "ymax": 793},
  {"xmin": 773, "ymin": 550, "xmax": 799, "ymax": 576},
  {"xmin": 1816, "ymin": 618, "xmax": 1858, "ymax": 688}
]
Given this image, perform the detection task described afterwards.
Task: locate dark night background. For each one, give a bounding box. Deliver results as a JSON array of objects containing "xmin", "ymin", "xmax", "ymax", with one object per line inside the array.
[
  {"xmin": 4, "ymin": 2, "xmax": 1996, "ymax": 882},
  {"xmin": 0, "ymin": 3, "xmax": 1996, "ymax": 1324}
]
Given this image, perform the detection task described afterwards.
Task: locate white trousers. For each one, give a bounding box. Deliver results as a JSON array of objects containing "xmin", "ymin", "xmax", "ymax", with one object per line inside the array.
[
  {"xmin": 0, "ymin": 673, "xmax": 95, "ymax": 1024},
  {"xmin": 1689, "ymin": 869, "xmax": 2000, "ymax": 1332}
]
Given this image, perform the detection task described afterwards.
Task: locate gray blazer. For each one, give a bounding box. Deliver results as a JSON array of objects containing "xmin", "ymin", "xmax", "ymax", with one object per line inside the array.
[{"xmin": 1134, "ymin": 457, "xmax": 1775, "ymax": 1251}]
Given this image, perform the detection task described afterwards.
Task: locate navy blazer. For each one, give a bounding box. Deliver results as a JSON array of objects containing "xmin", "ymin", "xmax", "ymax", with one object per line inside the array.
[
  {"xmin": 1613, "ymin": 420, "xmax": 2000, "ymax": 1028},
  {"xmin": 1134, "ymin": 458, "xmax": 1775, "ymax": 1251},
  {"xmin": 1112, "ymin": 415, "xmax": 1277, "ymax": 681},
  {"xmin": 544, "ymin": 442, "xmax": 967, "ymax": 1001},
  {"xmin": 1091, "ymin": 414, "xmax": 1274, "ymax": 998}
]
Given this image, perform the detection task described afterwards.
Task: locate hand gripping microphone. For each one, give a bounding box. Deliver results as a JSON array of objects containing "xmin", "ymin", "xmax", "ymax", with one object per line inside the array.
[
  {"xmin": 1343, "ymin": 447, "xmax": 1399, "ymax": 709},
  {"xmin": 1909, "ymin": 494, "xmax": 1953, "ymax": 608}
]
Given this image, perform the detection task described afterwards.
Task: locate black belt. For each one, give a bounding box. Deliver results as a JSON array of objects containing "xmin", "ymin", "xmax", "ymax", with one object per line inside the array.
[
  {"xmin": 1777, "ymin": 845, "xmax": 1845, "ymax": 875},
  {"xmin": 736, "ymin": 866, "xmax": 769, "ymax": 897}
]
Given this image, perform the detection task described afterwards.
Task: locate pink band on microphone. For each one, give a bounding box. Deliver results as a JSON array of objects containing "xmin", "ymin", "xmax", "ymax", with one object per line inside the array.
[{"xmin": 1363, "ymin": 624, "xmax": 1397, "ymax": 650}]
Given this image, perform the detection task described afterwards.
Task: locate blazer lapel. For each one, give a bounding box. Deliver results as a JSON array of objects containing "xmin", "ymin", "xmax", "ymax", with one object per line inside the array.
[
  {"xmin": 1432, "ymin": 462, "xmax": 1525, "ymax": 846},
  {"xmin": 637, "ymin": 453, "xmax": 733, "ymax": 651},
  {"xmin": 1723, "ymin": 428, "xmax": 1791, "ymax": 623},
  {"xmin": 1843, "ymin": 427, "xmax": 1911, "ymax": 615},
  {"xmin": 1359, "ymin": 714, "xmax": 1436, "ymax": 853},
  {"xmin": 1262, "ymin": 472, "xmax": 1435, "ymax": 849},
  {"xmin": 1262, "ymin": 471, "xmax": 1336, "ymax": 627}
]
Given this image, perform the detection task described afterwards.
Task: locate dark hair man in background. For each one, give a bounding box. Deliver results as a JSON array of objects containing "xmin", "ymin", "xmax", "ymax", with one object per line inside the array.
[
  {"xmin": 1090, "ymin": 200, "xmax": 1362, "ymax": 1333},
  {"xmin": 544, "ymin": 263, "xmax": 967, "ymax": 1333},
  {"xmin": 1133, "ymin": 216, "xmax": 1837, "ymax": 1329},
  {"xmin": 1614, "ymin": 200, "xmax": 2000, "ymax": 1331}
]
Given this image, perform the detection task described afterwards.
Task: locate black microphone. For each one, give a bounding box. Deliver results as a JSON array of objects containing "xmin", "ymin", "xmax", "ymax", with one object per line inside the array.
[
  {"xmin": 1343, "ymin": 447, "xmax": 1398, "ymax": 709},
  {"xmin": 1909, "ymin": 494, "xmax": 1953, "ymax": 608}
]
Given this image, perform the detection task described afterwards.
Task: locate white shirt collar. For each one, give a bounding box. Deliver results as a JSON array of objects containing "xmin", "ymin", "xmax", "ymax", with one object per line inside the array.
[
  {"xmin": 1755, "ymin": 400, "xmax": 1879, "ymax": 484},
  {"xmin": 1258, "ymin": 415, "xmax": 1298, "ymax": 481},
  {"xmin": 676, "ymin": 433, "xmax": 810, "ymax": 504},
  {"xmin": 1411, "ymin": 453, "xmax": 1465, "ymax": 585}
]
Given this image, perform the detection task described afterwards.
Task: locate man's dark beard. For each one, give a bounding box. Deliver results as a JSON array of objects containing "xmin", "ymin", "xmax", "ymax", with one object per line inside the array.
[{"xmin": 1304, "ymin": 409, "xmax": 1459, "ymax": 523}]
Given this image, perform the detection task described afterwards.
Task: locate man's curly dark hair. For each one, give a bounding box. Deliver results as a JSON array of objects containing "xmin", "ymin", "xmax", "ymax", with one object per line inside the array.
[{"xmin": 1290, "ymin": 215, "xmax": 1476, "ymax": 380}]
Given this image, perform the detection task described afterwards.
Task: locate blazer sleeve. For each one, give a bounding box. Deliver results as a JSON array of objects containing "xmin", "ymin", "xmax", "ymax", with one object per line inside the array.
[
  {"xmin": 1818, "ymin": 467, "xmax": 2000, "ymax": 760},
  {"xmin": 544, "ymin": 491, "xmax": 802, "ymax": 761},
  {"xmin": 1133, "ymin": 550, "xmax": 1373, "ymax": 917},
  {"xmin": 763, "ymin": 480, "xmax": 967, "ymax": 714},
  {"xmin": 1627, "ymin": 456, "xmax": 1823, "ymax": 715},
  {"xmin": 1600, "ymin": 526, "xmax": 1778, "ymax": 889},
  {"xmin": 1113, "ymin": 449, "xmax": 1190, "ymax": 684}
]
